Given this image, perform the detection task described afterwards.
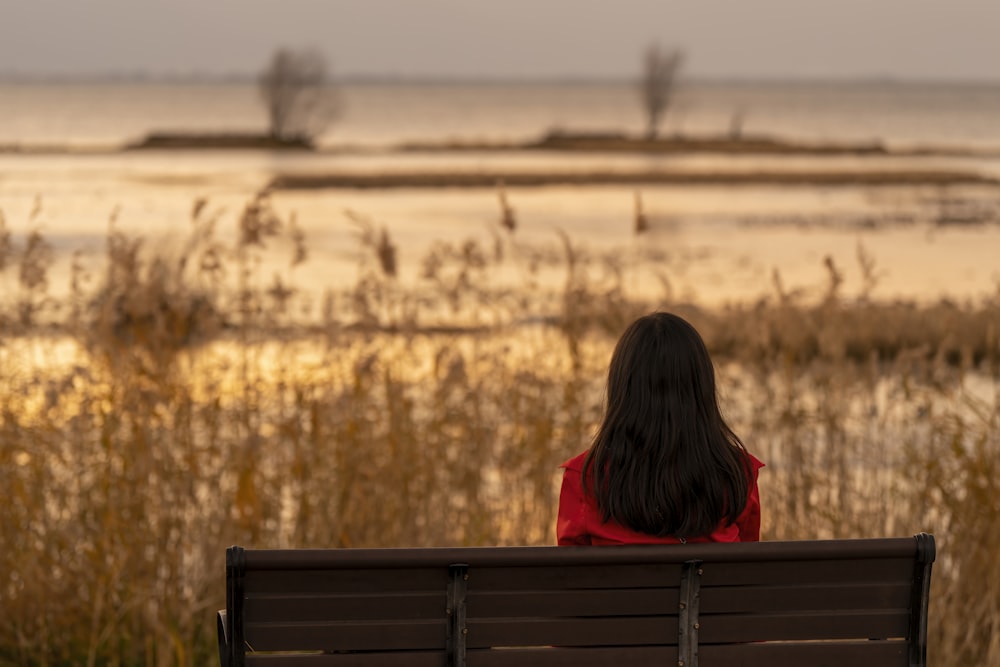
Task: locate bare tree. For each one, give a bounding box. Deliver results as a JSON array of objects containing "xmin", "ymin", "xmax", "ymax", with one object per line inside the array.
[
  {"xmin": 258, "ymin": 48, "xmax": 337, "ymax": 144},
  {"xmin": 640, "ymin": 44, "xmax": 683, "ymax": 140}
]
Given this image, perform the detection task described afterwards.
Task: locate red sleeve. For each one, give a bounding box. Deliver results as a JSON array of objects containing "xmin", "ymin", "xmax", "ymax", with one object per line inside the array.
[
  {"xmin": 736, "ymin": 455, "xmax": 764, "ymax": 542},
  {"xmin": 557, "ymin": 465, "xmax": 592, "ymax": 545}
]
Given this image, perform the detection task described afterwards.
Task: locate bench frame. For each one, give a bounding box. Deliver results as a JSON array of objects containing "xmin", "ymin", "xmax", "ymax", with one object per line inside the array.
[{"xmin": 219, "ymin": 533, "xmax": 935, "ymax": 667}]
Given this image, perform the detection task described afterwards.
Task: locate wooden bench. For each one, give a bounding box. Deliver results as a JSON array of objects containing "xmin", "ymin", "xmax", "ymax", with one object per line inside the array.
[{"xmin": 218, "ymin": 533, "xmax": 935, "ymax": 667}]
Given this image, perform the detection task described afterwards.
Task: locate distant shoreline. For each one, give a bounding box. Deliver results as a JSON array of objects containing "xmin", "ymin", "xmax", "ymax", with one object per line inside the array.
[
  {"xmin": 268, "ymin": 169, "xmax": 999, "ymax": 190},
  {"xmin": 4, "ymin": 129, "xmax": 1000, "ymax": 159},
  {"xmin": 127, "ymin": 132, "xmax": 313, "ymax": 150},
  {"xmin": 4, "ymin": 132, "xmax": 1000, "ymax": 191}
]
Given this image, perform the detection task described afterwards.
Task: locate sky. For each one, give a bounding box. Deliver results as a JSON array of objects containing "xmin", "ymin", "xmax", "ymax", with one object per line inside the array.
[{"xmin": 2, "ymin": 0, "xmax": 999, "ymax": 82}]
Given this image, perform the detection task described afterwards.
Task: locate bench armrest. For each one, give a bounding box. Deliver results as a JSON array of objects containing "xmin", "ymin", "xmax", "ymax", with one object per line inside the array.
[{"xmin": 216, "ymin": 610, "xmax": 229, "ymax": 667}]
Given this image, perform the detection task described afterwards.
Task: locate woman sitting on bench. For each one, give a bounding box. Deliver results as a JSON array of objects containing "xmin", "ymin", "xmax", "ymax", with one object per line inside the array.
[{"xmin": 558, "ymin": 311, "xmax": 764, "ymax": 545}]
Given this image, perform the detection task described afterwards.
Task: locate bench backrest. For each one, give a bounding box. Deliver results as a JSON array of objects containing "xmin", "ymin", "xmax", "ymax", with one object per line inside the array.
[{"xmin": 219, "ymin": 533, "xmax": 934, "ymax": 667}]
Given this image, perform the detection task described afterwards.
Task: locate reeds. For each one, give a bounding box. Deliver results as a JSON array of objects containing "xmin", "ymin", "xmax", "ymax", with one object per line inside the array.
[{"xmin": 0, "ymin": 195, "xmax": 997, "ymax": 666}]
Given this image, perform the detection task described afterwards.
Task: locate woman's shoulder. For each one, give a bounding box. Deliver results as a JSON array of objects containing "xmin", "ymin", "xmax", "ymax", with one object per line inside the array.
[
  {"xmin": 560, "ymin": 450, "xmax": 589, "ymax": 472},
  {"xmin": 739, "ymin": 450, "xmax": 765, "ymax": 483}
]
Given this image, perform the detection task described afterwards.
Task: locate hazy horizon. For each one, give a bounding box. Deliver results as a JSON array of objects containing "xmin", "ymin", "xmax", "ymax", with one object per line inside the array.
[
  {"xmin": 3, "ymin": 1, "xmax": 999, "ymax": 83},
  {"xmin": 3, "ymin": 72, "xmax": 999, "ymax": 86}
]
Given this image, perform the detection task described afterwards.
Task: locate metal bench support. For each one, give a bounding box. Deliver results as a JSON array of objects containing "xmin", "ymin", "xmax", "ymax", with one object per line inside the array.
[{"xmin": 678, "ymin": 559, "xmax": 703, "ymax": 667}]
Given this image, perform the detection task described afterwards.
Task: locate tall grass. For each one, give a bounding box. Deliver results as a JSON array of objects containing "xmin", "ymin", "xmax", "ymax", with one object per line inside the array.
[{"xmin": 0, "ymin": 194, "xmax": 998, "ymax": 665}]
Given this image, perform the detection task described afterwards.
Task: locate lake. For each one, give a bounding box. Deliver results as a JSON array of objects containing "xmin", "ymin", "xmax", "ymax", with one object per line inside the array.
[{"xmin": 1, "ymin": 80, "xmax": 999, "ymax": 307}]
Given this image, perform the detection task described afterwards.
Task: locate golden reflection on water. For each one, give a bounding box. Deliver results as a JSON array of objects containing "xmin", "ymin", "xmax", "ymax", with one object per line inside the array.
[{"xmin": 2, "ymin": 149, "xmax": 1000, "ymax": 309}]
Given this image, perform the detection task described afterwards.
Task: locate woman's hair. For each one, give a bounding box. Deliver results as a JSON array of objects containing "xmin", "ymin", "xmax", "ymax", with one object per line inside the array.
[{"xmin": 583, "ymin": 311, "xmax": 750, "ymax": 539}]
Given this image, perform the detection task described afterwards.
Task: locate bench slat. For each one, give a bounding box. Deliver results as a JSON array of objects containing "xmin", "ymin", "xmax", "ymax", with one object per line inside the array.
[
  {"xmin": 466, "ymin": 616, "xmax": 678, "ymax": 648},
  {"xmin": 700, "ymin": 581, "xmax": 911, "ymax": 613},
  {"xmin": 465, "ymin": 580, "xmax": 911, "ymax": 618},
  {"xmin": 245, "ymin": 620, "xmax": 446, "ymax": 652},
  {"xmin": 699, "ymin": 609, "xmax": 909, "ymax": 643},
  {"xmin": 464, "ymin": 610, "xmax": 909, "ymax": 648},
  {"xmin": 698, "ymin": 640, "xmax": 909, "ymax": 667},
  {"xmin": 240, "ymin": 537, "xmax": 924, "ymax": 569},
  {"xmin": 241, "ymin": 641, "xmax": 911, "ymax": 667},
  {"xmin": 246, "ymin": 569, "xmax": 446, "ymax": 595},
  {"xmin": 469, "ymin": 563, "xmax": 682, "ymax": 590},
  {"xmin": 245, "ymin": 651, "xmax": 445, "ymax": 666},
  {"xmin": 699, "ymin": 557, "xmax": 914, "ymax": 586},
  {"xmin": 241, "ymin": 579, "xmax": 909, "ymax": 625},
  {"xmin": 468, "ymin": 588, "xmax": 680, "ymax": 617},
  {"xmin": 245, "ymin": 592, "xmax": 445, "ymax": 623},
  {"xmin": 466, "ymin": 646, "xmax": 675, "ymax": 667},
  {"xmin": 461, "ymin": 641, "xmax": 909, "ymax": 667}
]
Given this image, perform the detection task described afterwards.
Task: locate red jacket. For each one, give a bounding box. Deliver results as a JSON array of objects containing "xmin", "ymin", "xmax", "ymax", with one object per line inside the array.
[{"xmin": 557, "ymin": 450, "xmax": 764, "ymax": 545}]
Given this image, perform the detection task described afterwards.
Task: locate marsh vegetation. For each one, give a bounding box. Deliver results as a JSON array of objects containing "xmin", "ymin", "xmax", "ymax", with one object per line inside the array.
[{"xmin": 0, "ymin": 193, "xmax": 997, "ymax": 666}]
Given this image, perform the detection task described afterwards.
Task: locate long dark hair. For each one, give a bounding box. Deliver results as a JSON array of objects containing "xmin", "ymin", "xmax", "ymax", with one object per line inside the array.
[{"xmin": 583, "ymin": 311, "xmax": 750, "ymax": 539}]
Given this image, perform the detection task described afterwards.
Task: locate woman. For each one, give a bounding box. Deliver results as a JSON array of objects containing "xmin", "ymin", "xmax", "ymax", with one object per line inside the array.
[{"xmin": 558, "ymin": 311, "xmax": 763, "ymax": 545}]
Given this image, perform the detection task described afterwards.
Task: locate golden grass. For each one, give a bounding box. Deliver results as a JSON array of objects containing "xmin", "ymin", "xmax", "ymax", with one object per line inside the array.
[{"xmin": 0, "ymin": 193, "xmax": 997, "ymax": 666}]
